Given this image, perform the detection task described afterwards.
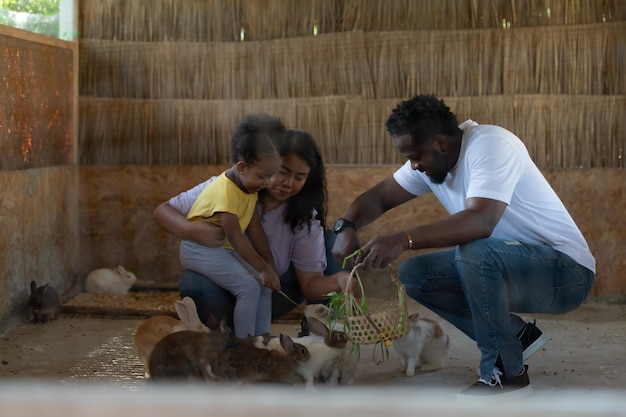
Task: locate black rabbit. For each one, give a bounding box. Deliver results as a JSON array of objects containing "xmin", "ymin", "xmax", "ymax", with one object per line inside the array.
[{"xmin": 29, "ymin": 281, "xmax": 61, "ymax": 323}]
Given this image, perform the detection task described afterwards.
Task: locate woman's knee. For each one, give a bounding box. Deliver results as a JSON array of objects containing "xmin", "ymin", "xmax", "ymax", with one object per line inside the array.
[{"xmin": 178, "ymin": 270, "xmax": 234, "ymax": 327}]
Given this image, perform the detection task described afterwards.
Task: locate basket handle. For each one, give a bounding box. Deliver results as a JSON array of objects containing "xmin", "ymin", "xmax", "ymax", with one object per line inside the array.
[
  {"xmin": 346, "ymin": 262, "xmax": 402, "ymax": 293},
  {"xmin": 345, "ymin": 261, "xmax": 361, "ymax": 297},
  {"xmin": 346, "ymin": 264, "xmax": 395, "ymax": 347}
]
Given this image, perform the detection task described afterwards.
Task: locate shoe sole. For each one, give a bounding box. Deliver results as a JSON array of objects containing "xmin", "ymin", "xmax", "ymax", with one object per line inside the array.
[
  {"xmin": 457, "ymin": 384, "xmax": 533, "ymax": 402},
  {"xmin": 522, "ymin": 332, "xmax": 548, "ymax": 361}
]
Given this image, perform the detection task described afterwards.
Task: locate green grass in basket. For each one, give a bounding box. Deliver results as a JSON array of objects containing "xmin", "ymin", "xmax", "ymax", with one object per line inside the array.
[{"xmin": 325, "ymin": 249, "xmax": 405, "ymax": 362}]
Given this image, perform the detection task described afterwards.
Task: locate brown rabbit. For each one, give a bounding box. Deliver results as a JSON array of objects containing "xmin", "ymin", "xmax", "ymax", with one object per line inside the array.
[
  {"xmin": 213, "ymin": 334, "xmax": 310, "ymax": 384},
  {"xmin": 148, "ymin": 319, "xmax": 233, "ymax": 382},
  {"xmin": 29, "ymin": 281, "xmax": 61, "ymax": 323},
  {"xmin": 134, "ymin": 296, "xmax": 212, "ymax": 378}
]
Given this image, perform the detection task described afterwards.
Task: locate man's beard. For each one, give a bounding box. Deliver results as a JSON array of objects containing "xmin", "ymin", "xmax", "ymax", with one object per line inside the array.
[{"xmin": 427, "ymin": 157, "xmax": 449, "ymax": 184}]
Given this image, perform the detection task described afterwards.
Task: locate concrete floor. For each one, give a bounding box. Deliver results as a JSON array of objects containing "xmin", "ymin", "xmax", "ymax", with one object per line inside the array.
[{"xmin": 1, "ymin": 299, "xmax": 625, "ymax": 415}]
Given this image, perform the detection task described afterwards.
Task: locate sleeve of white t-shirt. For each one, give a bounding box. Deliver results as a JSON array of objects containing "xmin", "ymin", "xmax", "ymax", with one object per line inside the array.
[
  {"xmin": 392, "ymin": 160, "xmax": 433, "ymax": 196},
  {"xmin": 168, "ymin": 177, "xmax": 217, "ymax": 216},
  {"xmin": 464, "ymin": 130, "xmax": 525, "ymax": 205}
]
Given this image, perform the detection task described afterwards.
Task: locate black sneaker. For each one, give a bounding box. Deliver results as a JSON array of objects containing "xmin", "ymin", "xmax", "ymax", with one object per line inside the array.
[
  {"xmin": 458, "ymin": 365, "xmax": 532, "ymax": 401},
  {"xmin": 476, "ymin": 320, "xmax": 548, "ymax": 376},
  {"xmin": 518, "ymin": 320, "xmax": 548, "ymax": 360}
]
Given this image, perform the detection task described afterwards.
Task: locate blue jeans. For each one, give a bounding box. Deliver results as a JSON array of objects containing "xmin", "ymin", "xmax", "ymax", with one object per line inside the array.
[
  {"xmin": 398, "ymin": 237, "xmax": 594, "ymax": 379},
  {"xmin": 179, "ymin": 230, "xmax": 344, "ymax": 330}
]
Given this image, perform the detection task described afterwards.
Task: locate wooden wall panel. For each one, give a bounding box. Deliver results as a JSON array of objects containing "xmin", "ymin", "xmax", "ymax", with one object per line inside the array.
[
  {"xmin": 77, "ymin": 166, "xmax": 625, "ymax": 301},
  {"xmin": 0, "ymin": 166, "xmax": 79, "ymax": 333},
  {"xmin": 0, "ymin": 28, "xmax": 75, "ymax": 171},
  {"xmin": 77, "ymin": 165, "xmax": 228, "ymax": 281}
]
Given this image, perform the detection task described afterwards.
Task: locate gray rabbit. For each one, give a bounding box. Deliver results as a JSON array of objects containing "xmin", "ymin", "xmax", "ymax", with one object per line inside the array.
[{"xmin": 29, "ymin": 280, "xmax": 61, "ymax": 323}]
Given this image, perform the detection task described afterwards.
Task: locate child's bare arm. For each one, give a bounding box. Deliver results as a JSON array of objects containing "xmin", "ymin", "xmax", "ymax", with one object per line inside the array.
[
  {"xmin": 246, "ymin": 209, "xmax": 276, "ymax": 272},
  {"xmin": 220, "ymin": 212, "xmax": 280, "ymax": 290}
]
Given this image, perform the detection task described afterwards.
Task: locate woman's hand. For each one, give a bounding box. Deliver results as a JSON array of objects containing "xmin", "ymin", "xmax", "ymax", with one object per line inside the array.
[
  {"xmin": 153, "ymin": 202, "xmax": 225, "ymax": 248},
  {"xmin": 185, "ymin": 221, "xmax": 225, "ymax": 247},
  {"xmin": 336, "ymin": 270, "xmax": 362, "ymax": 298}
]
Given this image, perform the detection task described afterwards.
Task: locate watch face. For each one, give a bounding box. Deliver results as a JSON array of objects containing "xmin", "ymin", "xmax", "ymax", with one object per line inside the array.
[{"xmin": 333, "ymin": 219, "xmax": 344, "ymax": 232}]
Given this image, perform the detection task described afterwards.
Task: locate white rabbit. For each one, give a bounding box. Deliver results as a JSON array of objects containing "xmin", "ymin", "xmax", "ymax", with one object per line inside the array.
[
  {"xmin": 295, "ymin": 317, "xmax": 350, "ymax": 390},
  {"xmin": 303, "ymin": 303, "xmax": 358, "ymax": 385},
  {"xmin": 134, "ymin": 296, "xmax": 211, "ymax": 378},
  {"xmin": 251, "ymin": 316, "xmax": 349, "ymax": 391},
  {"xmin": 84, "ymin": 265, "xmax": 137, "ymax": 294},
  {"xmin": 392, "ymin": 312, "xmax": 449, "ymax": 376}
]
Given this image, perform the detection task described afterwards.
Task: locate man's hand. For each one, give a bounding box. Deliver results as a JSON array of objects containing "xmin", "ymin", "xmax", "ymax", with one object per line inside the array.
[
  {"xmin": 356, "ymin": 233, "xmax": 405, "ymax": 269},
  {"xmin": 331, "ymin": 228, "xmax": 361, "ymax": 269}
]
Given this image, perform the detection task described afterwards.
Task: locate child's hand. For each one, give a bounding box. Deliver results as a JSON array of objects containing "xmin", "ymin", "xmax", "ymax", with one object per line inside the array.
[{"xmin": 260, "ymin": 270, "xmax": 281, "ymax": 291}]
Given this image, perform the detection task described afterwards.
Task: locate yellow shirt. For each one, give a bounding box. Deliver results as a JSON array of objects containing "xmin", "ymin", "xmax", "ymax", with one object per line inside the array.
[{"xmin": 186, "ymin": 171, "xmax": 258, "ymax": 249}]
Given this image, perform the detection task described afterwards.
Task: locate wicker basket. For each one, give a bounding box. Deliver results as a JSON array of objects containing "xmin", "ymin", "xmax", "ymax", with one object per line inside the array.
[{"xmin": 343, "ymin": 263, "xmax": 410, "ymax": 345}]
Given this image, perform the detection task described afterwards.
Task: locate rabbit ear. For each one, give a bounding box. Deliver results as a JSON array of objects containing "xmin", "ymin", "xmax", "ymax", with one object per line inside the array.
[
  {"xmin": 279, "ymin": 334, "xmax": 294, "ymax": 351},
  {"xmin": 176, "ymin": 297, "xmax": 199, "ymax": 324},
  {"xmin": 178, "ymin": 296, "xmax": 212, "ymax": 329},
  {"xmin": 175, "ymin": 299, "xmax": 191, "ymax": 322},
  {"xmin": 218, "ymin": 317, "xmax": 232, "ymax": 336},
  {"xmin": 30, "ymin": 281, "xmax": 37, "ymax": 292},
  {"xmin": 306, "ymin": 317, "xmax": 329, "ymax": 339}
]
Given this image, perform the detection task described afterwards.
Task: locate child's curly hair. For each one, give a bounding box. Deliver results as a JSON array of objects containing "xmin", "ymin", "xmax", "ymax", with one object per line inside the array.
[{"xmin": 230, "ymin": 113, "xmax": 285, "ymax": 164}]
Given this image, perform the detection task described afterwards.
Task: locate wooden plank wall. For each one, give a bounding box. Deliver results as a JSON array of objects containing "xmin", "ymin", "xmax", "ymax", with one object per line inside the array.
[
  {"xmin": 0, "ymin": 167, "xmax": 80, "ymax": 332},
  {"xmin": 0, "ymin": 27, "xmax": 78, "ymax": 334},
  {"xmin": 78, "ymin": 166, "xmax": 625, "ymax": 302}
]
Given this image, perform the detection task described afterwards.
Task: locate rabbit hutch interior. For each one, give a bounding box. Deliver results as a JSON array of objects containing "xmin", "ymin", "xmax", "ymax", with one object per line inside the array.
[{"xmin": 1, "ymin": 0, "xmax": 626, "ymax": 414}]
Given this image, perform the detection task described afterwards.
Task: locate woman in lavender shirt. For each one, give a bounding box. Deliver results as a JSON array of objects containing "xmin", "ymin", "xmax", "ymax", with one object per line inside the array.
[{"xmin": 153, "ymin": 129, "xmax": 353, "ymax": 327}]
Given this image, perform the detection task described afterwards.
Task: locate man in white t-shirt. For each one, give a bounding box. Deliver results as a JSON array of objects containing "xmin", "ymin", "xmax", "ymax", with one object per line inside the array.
[{"xmin": 332, "ymin": 94, "xmax": 595, "ymax": 400}]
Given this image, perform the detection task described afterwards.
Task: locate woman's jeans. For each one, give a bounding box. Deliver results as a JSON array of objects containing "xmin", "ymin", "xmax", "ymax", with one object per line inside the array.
[{"xmin": 398, "ymin": 237, "xmax": 594, "ymax": 379}]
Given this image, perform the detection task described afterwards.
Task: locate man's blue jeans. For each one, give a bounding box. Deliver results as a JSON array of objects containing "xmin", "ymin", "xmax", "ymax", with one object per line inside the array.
[{"xmin": 398, "ymin": 237, "xmax": 594, "ymax": 379}]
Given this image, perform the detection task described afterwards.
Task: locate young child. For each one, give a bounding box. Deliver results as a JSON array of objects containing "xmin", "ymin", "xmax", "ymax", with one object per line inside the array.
[{"xmin": 179, "ymin": 113, "xmax": 283, "ymax": 338}]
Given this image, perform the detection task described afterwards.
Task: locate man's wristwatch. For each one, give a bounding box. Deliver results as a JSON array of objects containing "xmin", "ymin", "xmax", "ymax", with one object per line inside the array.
[{"xmin": 333, "ymin": 218, "xmax": 357, "ymax": 234}]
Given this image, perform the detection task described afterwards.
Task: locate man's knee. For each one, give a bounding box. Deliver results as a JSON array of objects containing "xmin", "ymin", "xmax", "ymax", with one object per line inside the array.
[{"xmin": 398, "ymin": 256, "xmax": 428, "ymax": 287}]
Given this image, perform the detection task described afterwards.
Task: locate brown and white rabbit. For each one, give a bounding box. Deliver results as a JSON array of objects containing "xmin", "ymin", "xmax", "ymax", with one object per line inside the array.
[
  {"xmin": 293, "ymin": 317, "xmax": 350, "ymax": 390},
  {"xmin": 302, "ymin": 303, "xmax": 358, "ymax": 385},
  {"xmin": 213, "ymin": 334, "xmax": 310, "ymax": 384},
  {"xmin": 84, "ymin": 265, "xmax": 137, "ymax": 294},
  {"xmin": 392, "ymin": 312, "xmax": 449, "ymax": 376},
  {"xmin": 147, "ymin": 318, "xmax": 233, "ymax": 382},
  {"xmin": 247, "ymin": 316, "xmax": 349, "ymax": 390},
  {"xmin": 134, "ymin": 296, "xmax": 211, "ymax": 378},
  {"xmin": 29, "ymin": 280, "xmax": 61, "ymax": 323}
]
